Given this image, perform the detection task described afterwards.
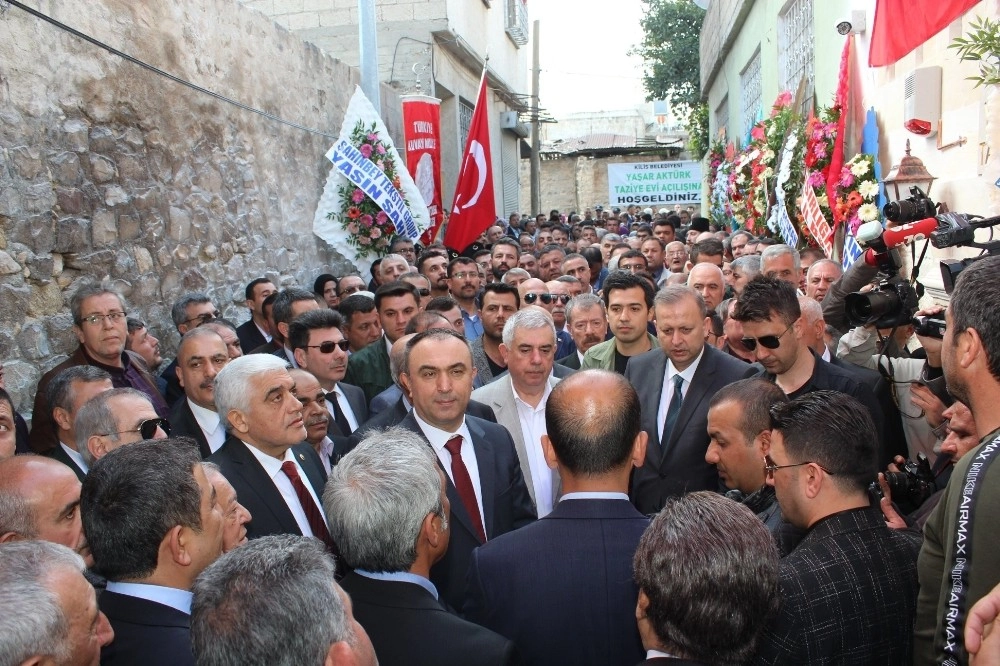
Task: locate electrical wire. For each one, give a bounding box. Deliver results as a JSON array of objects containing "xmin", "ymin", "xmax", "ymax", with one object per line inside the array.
[{"xmin": 4, "ymin": 0, "xmax": 338, "ymax": 138}]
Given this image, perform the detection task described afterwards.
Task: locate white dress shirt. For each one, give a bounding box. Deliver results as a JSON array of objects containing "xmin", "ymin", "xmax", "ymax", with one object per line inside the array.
[
  {"xmin": 317, "ymin": 435, "xmax": 335, "ymax": 475},
  {"xmin": 245, "ymin": 443, "xmax": 327, "ymax": 536},
  {"xmin": 327, "ymin": 384, "xmax": 360, "ymax": 432},
  {"xmin": 59, "ymin": 441, "xmax": 88, "ymax": 474},
  {"xmin": 413, "ymin": 411, "xmax": 485, "ymax": 523},
  {"xmin": 513, "ymin": 382, "xmax": 554, "ymax": 517},
  {"xmin": 656, "ymin": 346, "xmax": 705, "ymax": 442},
  {"xmin": 255, "ymin": 320, "xmax": 272, "ymax": 344},
  {"xmin": 281, "ymin": 346, "xmax": 298, "ymax": 368},
  {"xmin": 104, "ymin": 581, "xmax": 193, "ymax": 615},
  {"xmin": 188, "ymin": 400, "xmax": 227, "ymax": 453}
]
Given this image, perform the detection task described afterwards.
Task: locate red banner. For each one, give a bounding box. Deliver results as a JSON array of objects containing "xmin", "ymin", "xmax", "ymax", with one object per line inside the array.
[
  {"xmin": 445, "ymin": 72, "xmax": 496, "ymax": 252},
  {"xmin": 801, "ymin": 175, "xmax": 834, "ymax": 257},
  {"xmin": 402, "ymin": 96, "xmax": 444, "ymax": 245},
  {"xmin": 869, "ymin": 0, "xmax": 979, "ymax": 67}
]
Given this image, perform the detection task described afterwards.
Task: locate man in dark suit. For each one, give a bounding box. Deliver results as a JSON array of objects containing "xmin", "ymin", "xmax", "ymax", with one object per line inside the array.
[
  {"xmin": 235, "ymin": 277, "xmax": 277, "ymax": 354},
  {"xmin": 396, "ymin": 329, "xmax": 536, "ymax": 610},
  {"xmin": 625, "ymin": 286, "xmax": 747, "ymax": 514},
  {"xmin": 82, "ymin": 439, "xmax": 224, "ymax": 665},
  {"xmin": 208, "ymin": 354, "xmax": 331, "ymax": 549},
  {"xmin": 43, "ymin": 365, "xmax": 113, "ymax": 480},
  {"xmin": 557, "ymin": 294, "xmax": 607, "ymax": 370},
  {"xmin": 169, "ymin": 328, "xmax": 237, "ymax": 458},
  {"xmin": 634, "ymin": 492, "xmax": 781, "ymax": 665},
  {"xmin": 464, "ymin": 370, "xmax": 649, "ymax": 666},
  {"xmin": 750, "ymin": 392, "xmax": 920, "ymax": 664},
  {"xmin": 325, "ymin": 427, "xmax": 520, "ymax": 666}
]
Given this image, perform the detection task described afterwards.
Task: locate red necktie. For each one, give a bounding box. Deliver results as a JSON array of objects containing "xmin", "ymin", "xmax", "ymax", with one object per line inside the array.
[
  {"xmin": 281, "ymin": 461, "xmax": 336, "ymax": 552},
  {"xmin": 444, "ymin": 435, "xmax": 486, "ymax": 543}
]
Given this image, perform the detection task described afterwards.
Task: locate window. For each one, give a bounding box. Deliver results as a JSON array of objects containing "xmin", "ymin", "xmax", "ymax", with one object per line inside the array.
[
  {"xmin": 779, "ymin": 0, "xmax": 814, "ymax": 116},
  {"xmin": 505, "ymin": 0, "xmax": 528, "ymax": 47},
  {"xmin": 740, "ymin": 49, "xmax": 762, "ymax": 139},
  {"xmin": 714, "ymin": 95, "xmax": 729, "ymax": 141},
  {"xmin": 459, "ymin": 98, "xmax": 474, "ymax": 149}
]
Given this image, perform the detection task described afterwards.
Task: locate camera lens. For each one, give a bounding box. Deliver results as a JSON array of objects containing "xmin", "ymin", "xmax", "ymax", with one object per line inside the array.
[{"xmin": 845, "ymin": 289, "xmax": 901, "ymax": 327}]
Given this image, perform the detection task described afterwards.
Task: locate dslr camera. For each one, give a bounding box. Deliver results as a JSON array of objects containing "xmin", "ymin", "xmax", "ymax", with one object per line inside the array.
[{"xmin": 869, "ymin": 452, "xmax": 937, "ymax": 514}]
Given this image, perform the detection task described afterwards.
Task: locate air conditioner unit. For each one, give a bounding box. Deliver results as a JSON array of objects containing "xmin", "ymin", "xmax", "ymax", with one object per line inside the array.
[
  {"xmin": 499, "ymin": 112, "xmax": 519, "ymax": 129},
  {"xmin": 904, "ymin": 66, "xmax": 941, "ymax": 138}
]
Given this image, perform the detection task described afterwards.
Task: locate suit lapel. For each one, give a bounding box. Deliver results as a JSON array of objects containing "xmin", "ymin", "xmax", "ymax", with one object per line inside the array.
[
  {"xmin": 467, "ymin": 417, "xmax": 496, "ymax": 537},
  {"xmin": 492, "ymin": 378, "xmax": 533, "ymax": 502},
  {"xmin": 228, "ymin": 441, "xmax": 302, "ymax": 535},
  {"xmin": 639, "ymin": 353, "xmax": 668, "ymax": 467},
  {"xmin": 662, "ymin": 347, "xmax": 717, "ymax": 466}
]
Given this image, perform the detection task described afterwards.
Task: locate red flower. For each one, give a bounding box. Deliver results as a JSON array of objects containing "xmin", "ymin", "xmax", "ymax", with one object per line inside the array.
[{"xmin": 347, "ymin": 206, "xmax": 362, "ymax": 219}]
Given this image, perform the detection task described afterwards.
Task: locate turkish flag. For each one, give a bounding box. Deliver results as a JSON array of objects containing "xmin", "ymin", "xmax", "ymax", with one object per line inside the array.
[
  {"xmin": 869, "ymin": 0, "xmax": 980, "ymax": 67},
  {"xmin": 444, "ymin": 72, "xmax": 496, "ymax": 252}
]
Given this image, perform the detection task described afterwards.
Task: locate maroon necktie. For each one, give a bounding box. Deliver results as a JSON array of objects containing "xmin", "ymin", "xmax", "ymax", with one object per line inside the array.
[
  {"xmin": 281, "ymin": 461, "xmax": 336, "ymax": 552},
  {"xmin": 444, "ymin": 435, "xmax": 486, "ymax": 543}
]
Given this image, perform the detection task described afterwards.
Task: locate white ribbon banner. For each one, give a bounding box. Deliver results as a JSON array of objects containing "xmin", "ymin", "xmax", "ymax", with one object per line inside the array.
[{"xmin": 327, "ymin": 140, "xmax": 419, "ymax": 239}]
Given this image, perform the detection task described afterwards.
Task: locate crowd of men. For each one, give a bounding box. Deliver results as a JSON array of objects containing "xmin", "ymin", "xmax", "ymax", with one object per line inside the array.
[{"xmin": 2, "ymin": 203, "xmax": 1000, "ymax": 665}]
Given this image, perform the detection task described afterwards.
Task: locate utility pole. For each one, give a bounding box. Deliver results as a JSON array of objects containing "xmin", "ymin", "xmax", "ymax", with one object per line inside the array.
[
  {"xmin": 359, "ymin": 0, "xmax": 380, "ymax": 111},
  {"xmin": 530, "ymin": 19, "xmax": 541, "ymax": 216}
]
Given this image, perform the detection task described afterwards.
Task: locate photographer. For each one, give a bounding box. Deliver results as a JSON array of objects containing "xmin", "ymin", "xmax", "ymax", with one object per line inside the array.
[{"xmin": 837, "ymin": 305, "xmax": 947, "ymax": 462}]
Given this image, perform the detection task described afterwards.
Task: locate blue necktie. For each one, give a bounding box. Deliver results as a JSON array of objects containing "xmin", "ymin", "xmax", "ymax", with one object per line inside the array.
[{"xmin": 661, "ymin": 375, "xmax": 685, "ymax": 447}]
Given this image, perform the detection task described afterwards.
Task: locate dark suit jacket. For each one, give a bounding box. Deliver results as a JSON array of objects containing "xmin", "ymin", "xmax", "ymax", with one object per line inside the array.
[
  {"xmin": 625, "ymin": 344, "xmax": 747, "ymax": 514},
  {"xmin": 46, "ymin": 443, "xmax": 87, "ymax": 482},
  {"xmin": 353, "ymin": 395, "xmax": 497, "ymax": 440},
  {"xmin": 827, "ymin": 353, "xmax": 907, "ymax": 465},
  {"xmin": 169, "ymin": 398, "xmax": 239, "ymax": 459},
  {"xmin": 235, "ymin": 319, "xmax": 268, "ymax": 355},
  {"xmin": 207, "ymin": 439, "xmax": 327, "ymax": 540},
  {"xmin": 557, "ymin": 352, "xmax": 582, "ymax": 370},
  {"xmin": 343, "ymin": 336, "xmax": 392, "ymax": 406},
  {"xmin": 99, "ymin": 590, "xmax": 194, "ymax": 665},
  {"xmin": 340, "ymin": 573, "xmax": 521, "ymax": 666},
  {"xmin": 751, "ymin": 507, "xmax": 920, "ymax": 665},
  {"xmin": 398, "ymin": 412, "xmax": 536, "ymax": 611},
  {"xmin": 159, "ymin": 358, "xmax": 184, "ymax": 407},
  {"xmin": 327, "ymin": 382, "xmax": 369, "ymax": 438},
  {"xmin": 464, "ymin": 499, "xmax": 648, "ymax": 666}
]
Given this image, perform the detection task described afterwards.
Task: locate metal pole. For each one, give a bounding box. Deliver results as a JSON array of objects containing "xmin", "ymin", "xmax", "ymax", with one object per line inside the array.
[
  {"xmin": 358, "ymin": 0, "xmax": 380, "ymax": 111},
  {"xmin": 530, "ymin": 19, "xmax": 541, "ymax": 216}
]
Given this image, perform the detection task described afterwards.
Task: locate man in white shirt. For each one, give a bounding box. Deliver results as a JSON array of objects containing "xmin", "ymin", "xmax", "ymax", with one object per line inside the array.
[
  {"xmin": 44, "ymin": 365, "xmax": 113, "ymax": 480},
  {"xmin": 170, "ymin": 328, "xmax": 233, "ymax": 458},
  {"xmin": 472, "ymin": 308, "xmax": 562, "ymax": 517}
]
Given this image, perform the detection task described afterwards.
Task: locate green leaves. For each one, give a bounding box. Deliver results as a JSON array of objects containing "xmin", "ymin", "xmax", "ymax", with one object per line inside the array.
[
  {"xmin": 949, "ymin": 16, "xmax": 1000, "ymax": 87},
  {"xmin": 630, "ymin": 0, "xmax": 705, "ymax": 108}
]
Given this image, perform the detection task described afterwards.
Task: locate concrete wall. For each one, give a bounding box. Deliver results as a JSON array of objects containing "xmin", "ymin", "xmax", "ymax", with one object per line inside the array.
[{"xmin": 0, "ymin": 0, "xmax": 402, "ymax": 416}]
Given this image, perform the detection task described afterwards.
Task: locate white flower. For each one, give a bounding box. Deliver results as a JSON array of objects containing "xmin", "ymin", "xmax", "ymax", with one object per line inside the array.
[
  {"xmin": 858, "ymin": 180, "xmax": 879, "ymax": 200},
  {"xmin": 736, "ymin": 174, "xmax": 746, "ymax": 185},
  {"xmin": 749, "ymin": 149, "xmax": 761, "ymax": 161},
  {"xmin": 818, "ymin": 194, "xmax": 829, "ymax": 207},
  {"xmin": 858, "ymin": 203, "xmax": 879, "ymax": 222},
  {"xmin": 851, "ymin": 159, "xmax": 871, "ymax": 177},
  {"xmin": 754, "ymin": 199, "xmax": 767, "ymax": 213},
  {"xmin": 761, "ymin": 167, "xmax": 774, "ymax": 180},
  {"xmin": 763, "ymin": 149, "xmax": 775, "ymax": 162}
]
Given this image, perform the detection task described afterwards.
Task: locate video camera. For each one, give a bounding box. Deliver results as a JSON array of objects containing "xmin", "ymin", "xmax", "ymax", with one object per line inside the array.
[{"xmin": 844, "ymin": 187, "xmax": 1000, "ymax": 329}]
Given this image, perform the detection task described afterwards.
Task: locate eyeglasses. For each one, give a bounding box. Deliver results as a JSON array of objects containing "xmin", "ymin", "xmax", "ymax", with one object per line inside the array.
[
  {"xmin": 102, "ymin": 417, "xmax": 171, "ymax": 440},
  {"xmin": 763, "ymin": 454, "xmax": 834, "ymax": 479},
  {"xmin": 79, "ymin": 311, "xmax": 128, "ymax": 326},
  {"xmin": 417, "ymin": 288, "xmax": 431, "ymax": 297},
  {"xmin": 524, "ymin": 293, "xmax": 571, "ymax": 305},
  {"xmin": 304, "ymin": 340, "xmax": 350, "ymax": 353},
  {"xmin": 450, "ymin": 272, "xmax": 478, "ymax": 280},
  {"xmin": 339, "ymin": 285, "xmax": 363, "ymax": 296},
  {"xmin": 741, "ymin": 323, "xmax": 794, "ymax": 351},
  {"xmin": 182, "ymin": 311, "xmax": 220, "ymax": 327},
  {"xmin": 932, "ymin": 418, "xmax": 951, "ymax": 440}
]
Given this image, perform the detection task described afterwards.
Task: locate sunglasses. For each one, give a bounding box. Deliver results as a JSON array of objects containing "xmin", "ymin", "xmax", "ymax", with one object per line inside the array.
[
  {"xmin": 102, "ymin": 417, "xmax": 171, "ymax": 440},
  {"xmin": 182, "ymin": 311, "xmax": 220, "ymax": 327},
  {"xmin": 741, "ymin": 323, "xmax": 794, "ymax": 351},
  {"xmin": 524, "ymin": 293, "xmax": 570, "ymax": 305},
  {"xmin": 305, "ymin": 340, "xmax": 350, "ymax": 353},
  {"xmin": 417, "ymin": 288, "xmax": 431, "ymax": 297}
]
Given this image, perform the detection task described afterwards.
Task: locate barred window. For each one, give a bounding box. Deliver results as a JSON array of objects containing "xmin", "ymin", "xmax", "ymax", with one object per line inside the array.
[
  {"xmin": 740, "ymin": 49, "xmax": 762, "ymax": 139},
  {"xmin": 459, "ymin": 98, "xmax": 474, "ymax": 149},
  {"xmin": 714, "ymin": 95, "xmax": 729, "ymax": 141},
  {"xmin": 778, "ymin": 0, "xmax": 814, "ymax": 116}
]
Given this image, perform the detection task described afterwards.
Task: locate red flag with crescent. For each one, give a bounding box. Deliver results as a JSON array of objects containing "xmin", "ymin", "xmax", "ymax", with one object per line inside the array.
[{"xmin": 444, "ymin": 71, "xmax": 496, "ymax": 251}]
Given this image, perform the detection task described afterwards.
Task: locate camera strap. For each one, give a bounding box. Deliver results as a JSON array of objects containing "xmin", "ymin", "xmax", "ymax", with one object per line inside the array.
[{"xmin": 939, "ymin": 432, "xmax": 1000, "ymax": 665}]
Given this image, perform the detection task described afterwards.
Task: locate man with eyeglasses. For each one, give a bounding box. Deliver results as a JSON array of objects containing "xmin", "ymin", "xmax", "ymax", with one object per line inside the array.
[
  {"xmin": 545, "ymin": 280, "xmax": 575, "ymax": 359},
  {"xmin": 30, "ymin": 284, "xmax": 169, "ymax": 453},
  {"xmin": 159, "ymin": 293, "xmax": 223, "ymax": 406},
  {"xmin": 289, "ymin": 310, "xmax": 367, "ymax": 451},
  {"xmin": 169, "ymin": 328, "xmax": 238, "ymax": 458},
  {"xmin": 733, "ymin": 276, "xmax": 885, "ymax": 449},
  {"xmin": 74, "ymin": 388, "xmax": 170, "ymax": 470},
  {"xmin": 447, "ymin": 257, "xmax": 484, "ymax": 340},
  {"xmin": 750, "ymin": 391, "xmax": 920, "ymax": 665},
  {"xmin": 559, "ymin": 294, "xmax": 608, "ymax": 370}
]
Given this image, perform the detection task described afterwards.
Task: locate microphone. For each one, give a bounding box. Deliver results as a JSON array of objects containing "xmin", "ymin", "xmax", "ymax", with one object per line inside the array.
[{"xmin": 858, "ymin": 217, "xmax": 939, "ymax": 266}]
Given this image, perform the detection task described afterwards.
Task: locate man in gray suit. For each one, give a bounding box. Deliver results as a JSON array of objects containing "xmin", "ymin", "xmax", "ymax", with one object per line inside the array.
[
  {"xmin": 625, "ymin": 285, "xmax": 747, "ymax": 514},
  {"xmin": 472, "ymin": 308, "xmax": 562, "ymax": 517}
]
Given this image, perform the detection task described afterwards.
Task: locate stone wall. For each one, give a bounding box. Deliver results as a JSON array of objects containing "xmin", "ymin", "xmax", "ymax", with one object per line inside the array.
[{"xmin": 0, "ymin": 0, "xmax": 402, "ymax": 418}]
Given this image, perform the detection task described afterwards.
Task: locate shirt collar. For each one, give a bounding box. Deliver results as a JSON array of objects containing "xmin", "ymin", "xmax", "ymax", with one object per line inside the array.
[
  {"xmin": 244, "ymin": 440, "xmax": 296, "ymax": 475},
  {"xmin": 512, "ymin": 377, "xmax": 552, "ymax": 411},
  {"xmin": 666, "ymin": 345, "xmax": 705, "ymax": 384},
  {"xmin": 560, "ymin": 491, "xmax": 629, "ymax": 501},
  {"xmin": 353, "ymin": 570, "xmax": 439, "ymax": 600},
  {"xmin": 59, "ymin": 441, "xmax": 89, "ymax": 473},
  {"xmin": 412, "ymin": 410, "xmax": 468, "ymax": 453},
  {"xmin": 188, "ymin": 399, "xmax": 222, "ymax": 434},
  {"xmin": 104, "ymin": 581, "xmax": 193, "ymax": 615}
]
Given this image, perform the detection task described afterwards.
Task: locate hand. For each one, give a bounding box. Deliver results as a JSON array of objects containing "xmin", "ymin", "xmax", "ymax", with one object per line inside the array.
[
  {"xmin": 914, "ymin": 306, "xmax": 945, "ymax": 360},
  {"xmin": 911, "ymin": 383, "xmax": 947, "ymax": 429},
  {"xmin": 878, "ymin": 473, "xmax": 907, "ymax": 529},
  {"xmin": 967, "ymin": 582, "xmax": 1000, "ymax": 665}
]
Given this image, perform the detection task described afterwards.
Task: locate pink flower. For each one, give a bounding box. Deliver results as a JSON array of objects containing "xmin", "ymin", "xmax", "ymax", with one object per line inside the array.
[
  {"xmin": 359, "ymin": 144, "xmax": 373, "ymax": 158},
  {"xmin": 751, "ymin": 126, "xmax": 765, "ymax": 142},
  {"xmin": 351, "ymin": 189, "xmax": 365, "ymax": 204},
  {"xmin": 812, "ymin": 144, "xmax": 827, "ymax": 160},
  {"xmin": 374, "ymin": 161, "xmax": 385, "ymax": 171},
  {"xmin": 839, "ymin": 171, "xmax": 855, "ymax": 188},
  {"xmin": 376, "ymin": 144, "xmax": 386, "ymax": 155},
  {"xmin": 360, "ymin": 214, "xmax": 374, "ymax": 227},
  {"xmin": 369, "ymin": 226, "xmax": 382, "ymax": 239},
  {"xmin": 367, "ymin": 133, "xmax": 378, "ymax": 142},
  {"xmin": 358, "ymin": 235, "xmax": 371, "ymax": 245},
  {"xmin": 375, "ymin": 211, "xmax": 388, "ymax": 224},
  {"xmin": 775, "ymin": 91, "xmax": 793, "ymax": 108},
  {"xmin": 807, "ymin": 171, "xmax": 826, "ymax": 188},
  {"xmin": 347, "ymin": 221, "xmax": 360, "ymax": 234}
]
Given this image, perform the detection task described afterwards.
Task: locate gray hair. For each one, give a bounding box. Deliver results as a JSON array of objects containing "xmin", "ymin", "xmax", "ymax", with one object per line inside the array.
[
  {"xmin": 70, "ymin": 282, "xmax": 125, "ymax": 325},
  {"xmin": 634, "ymin": 491, "xmax": 780, "ymax": 663},
  {"xmin": 760, "ymin": 244, "xmax": 800, "ymax": 272},
  {"xmin": 501, "ymin": 268, "xmax": 530, "ymax": 285},
  {"xmin": 214, "ymin": 354, "xmax": 290, "ymax": 429},
  {"xmin": 323, "ymin": 427, "xmax": 444, "ymax": 571},
  {"xmin": 806, "ymin": 258, "xmax": 842, "ymax": 280},
  {"xmin": 170, "ymin": 292, "xmax": 212, "ymax": 329},
  {"xmin": 731, "ymin": 254, "xmax": 761, "ymax": 277},
  {"xmin": 603, "ymin": 233, "xmax": 622, "ymax": 244},
  {"xmin": 74, "ymin": 387, "xmax": 152, "ymax": 467},
  {"xmin": 798, "ymin": 296, "xmax": 824, "ymax": 326},
  {"xmin": 653, "ymin": 285, "xmax": 707, "ymax": 318},
  {"xmin": 44, "ymin": 366, "xmax": 112, "ymax": 414},
  {"xmin": 0, "ymin": 541, "xmax": 86, "ymax": 665},
  {"xmin": 501, "ymin": 307, "xmax": 557, "ymax": 347},
  {"xmin": 565, "ymin": 293, "xmax": 605, "ymax": 325},
  {"xmin": 380, "ymin": 254, "xmax": 408, "ymax": 278},
  {"xmin": 191, "ymin": 535, "xmax": 353, "ymax": 666}
]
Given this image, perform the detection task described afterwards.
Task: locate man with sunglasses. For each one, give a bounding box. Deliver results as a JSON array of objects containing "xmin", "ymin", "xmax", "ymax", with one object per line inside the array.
[
  {"xmin": 74, "ymin": 388, "xmax": 170, "ymax": 469},
  {"xmin": 160, "ymin": 293, "xmax": 223, "ymax": 406},
  {"xmin": 169, "ymin": 328, "xmax": 239, "ymax": 458},
  {"xmin": 751, "ymin": 391, "xmax": 920, "ymax": 665},
  {"xmin": 289, "ymin": 309, "xmax": 367, "ymax": 448},
  {"xmin": 733, "ymin": 276, "xmax": 885, "ymax": 450}
]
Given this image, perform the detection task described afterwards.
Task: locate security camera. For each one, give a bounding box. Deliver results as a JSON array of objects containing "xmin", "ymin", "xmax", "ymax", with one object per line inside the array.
[{"xmin": 835, "ymin": 10, "xmax": 866, "ymax": 36}]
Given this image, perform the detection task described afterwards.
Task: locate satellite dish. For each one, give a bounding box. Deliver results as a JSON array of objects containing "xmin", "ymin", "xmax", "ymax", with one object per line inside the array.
[{"xmin": 692, "ymin": 0, "xmax": 709, "ymax": 9}]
